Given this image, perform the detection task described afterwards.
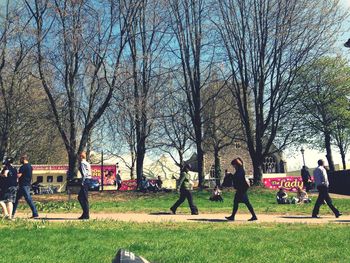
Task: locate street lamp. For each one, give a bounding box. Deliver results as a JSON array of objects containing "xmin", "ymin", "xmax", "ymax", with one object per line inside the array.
[{"xmin": 300, "ymin": 147, "xmax": 305, "ymax": 167}]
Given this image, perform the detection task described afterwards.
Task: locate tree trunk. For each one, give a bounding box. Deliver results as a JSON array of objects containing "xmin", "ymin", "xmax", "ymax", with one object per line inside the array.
[
  {"xmin": 67, "ymin": 151, "xmax": 79, "ymax": 180},
  {"xmin": 325, "ymin": 132, "xmax": 335, "ymax": 171},
  {"xmin": 252, "ymin": 157, "xmax": 264, "ymax": 185},
  {"xmin": 193, "ymin": 108, "xmax": 204, "ymax": 187},
  {"xmin": 0, "ymin": 128, "xmax": 9, "ymax": 161},
  {"xmin": 136, "ymin": 141, "xmax": 145, "ymax": 188},
  {"xmin": 86, "ymin": 130, "xmax": 92, "ymax": 162},
  {"xmin": 130, "ymin": 149, "xmax": 136, "ymax": 180},
  {"xmin": 339, "ymin": 147, "xmax": 346, "ymax": 170},
  {"xmin": 196, "ymin": 143, "xmax": 204, "ymax": 188},
  {"xmin": 214, "ymin": 147, "xmax": 221, "ymax": 187}
]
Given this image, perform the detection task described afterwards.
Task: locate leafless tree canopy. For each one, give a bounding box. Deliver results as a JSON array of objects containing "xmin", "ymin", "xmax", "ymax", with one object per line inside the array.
[
  {"xmin": 214, "ymin": 0, "xmax": 345, "ymax": 183},
  {"xmin": 0, "ymin": 0, "xmax": 347, "ymax": 183}
]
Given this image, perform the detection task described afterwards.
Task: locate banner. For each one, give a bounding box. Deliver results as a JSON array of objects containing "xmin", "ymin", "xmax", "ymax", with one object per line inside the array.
[
  {"xmin": 32, "ymin": 164, "xmax": 118, "ymax": 186},
  {"xmin": 263, "ymin": 177, "xmax": 305, "ymax": 192},
  {"xmin": 119, "ymin": 179, "xmax": 158, "ymax": 191},
  {"xmin": 91, "ymin": 165, "xmax": 117, "ymax": 186}
]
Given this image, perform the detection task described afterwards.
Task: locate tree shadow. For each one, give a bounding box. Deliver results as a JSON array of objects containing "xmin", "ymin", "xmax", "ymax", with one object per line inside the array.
[
  {"xmin": 149, "ymin": 212, "xmax": 173, "ymax": 215},
  {"xmin": 280, "ymin": 216, "xmax": 314, "ymax": 219},
  {"xmin": 188, "ymin": 218, "xmax": 228, "ymax": 223},
  {"xmin": 35, "ymin": 217, "xmax": 80, "ymax": 221},
  {"xmin": 333, "ymin": 220, "xmax": 350, "ymax": 223}
]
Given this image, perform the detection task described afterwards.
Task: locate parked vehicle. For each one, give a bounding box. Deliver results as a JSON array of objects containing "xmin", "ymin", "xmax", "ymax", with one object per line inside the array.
[{"xmin": 66, "ymin": 178, "xmax": 100, "ymax": 194}]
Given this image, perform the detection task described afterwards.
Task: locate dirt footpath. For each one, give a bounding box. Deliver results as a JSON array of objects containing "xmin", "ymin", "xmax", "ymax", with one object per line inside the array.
[{"xmin": 15, "ymin": 212, "xmax": 350, "ymax": 224}]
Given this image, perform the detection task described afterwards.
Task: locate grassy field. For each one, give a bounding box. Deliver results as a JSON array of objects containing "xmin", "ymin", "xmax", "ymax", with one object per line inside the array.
[
  {"xmin": 17, "ymin": 187, "xmax": 350, "ymax": 215},
  {"xmin": 0, "ymin": 220, "xmax": 349, "ymax": 263}
]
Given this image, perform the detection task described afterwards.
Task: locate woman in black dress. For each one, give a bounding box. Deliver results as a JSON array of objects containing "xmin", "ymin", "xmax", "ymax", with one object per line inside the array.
[{"xmin": 225, "ymin": 158, "xmax": 257, "ymax": 221}]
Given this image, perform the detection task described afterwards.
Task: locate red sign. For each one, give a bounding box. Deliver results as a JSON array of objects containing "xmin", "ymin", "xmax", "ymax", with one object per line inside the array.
[
  {"xmin": 118, "ymin": 179, "xmax": 158, "ymax": 191},
  {"xmin": 120, "ymin": 180, "xmax": 138, "ymax": 191},
  {"xmin": 91, "ymin": 165, "xmax": 117, "ymax": 186},
  {"xmin": 263, "ymin": 177, "xmax": 304, "ymax": 192}
]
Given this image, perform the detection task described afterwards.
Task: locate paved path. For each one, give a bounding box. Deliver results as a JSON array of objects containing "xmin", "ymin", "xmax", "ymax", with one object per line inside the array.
[{"xmin": 15, "ymin": 212, "xmax": 350, "ymax": 224}]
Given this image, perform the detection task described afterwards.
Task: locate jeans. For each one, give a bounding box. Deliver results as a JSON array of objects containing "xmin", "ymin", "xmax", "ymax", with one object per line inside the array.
[
  {"xmin": 13, "ymin": 185, "xmax": 39, "ymax": 217},
  {"xmin": 312, "ymin": 185, "xmax": 340, "ymax": 216},
  {"xmin": 171, "ymin": 188, "xmax": 198, "ymax": 214},
  {"xmin": 78, "ymin": 183, "xmax": 89, "ymax": 218}
]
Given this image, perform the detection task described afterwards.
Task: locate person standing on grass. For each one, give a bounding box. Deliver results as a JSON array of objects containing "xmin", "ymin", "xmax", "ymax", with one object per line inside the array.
[
  {"xmin": 12, "ymin": 154, "xmax": 39, "ymax": 219},
  {"xmin": 301, "ymin": 166, "xmax": 312, "ymax": 192},
  {"xmin": 312, "ymin": 159, "xmax": 342, "ymax": 219},
  {"xmin": 0, "ymin": 157, "xmax": 18, "ymax": 219},
  {"xmin": 78, "ymin": 152, "xmax": 92, "ymax": 220},
  {"xmin": 170, "ymin": 164, "xmax": 198, "ymax": 215},
  {"xmin": 225, "ymin": 158, "xmax": 257, "ymax": 221}
]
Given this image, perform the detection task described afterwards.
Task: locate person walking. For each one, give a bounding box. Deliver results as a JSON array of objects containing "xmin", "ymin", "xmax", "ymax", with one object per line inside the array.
[
  {"xmin": 116, "ymin": 171, "xmax": 122, "ymax": 191},
  {"xmin": 225, "ymin": 158, "xmax": 257, "ymax": 221},
  {"xmin": 312, "ymin": 159, "xmax": 342, "ymax": 218},
  {"xmin": 0, "ymin": 157, "xmax": 18, "ymax": 219},
  {"xmin": 170, "ymin": 164, "xmax": 198, "ymax": 215},
  {"xmin": 78, "ymin": 152, "xmax": 92, "ymax": 220},
  {"xmin": 12, "ymin": 154, "xmax": 39, "ymax": 218}
]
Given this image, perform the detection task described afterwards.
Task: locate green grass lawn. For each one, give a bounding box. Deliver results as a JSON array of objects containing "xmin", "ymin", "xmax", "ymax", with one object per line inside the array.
[
  {"xmin": 18, "ymin": 187, "xmax": 350, "ymax": 216},
  {"xmin": 0, "ymin": 220, "xmax": 349, "ymax": 263}
]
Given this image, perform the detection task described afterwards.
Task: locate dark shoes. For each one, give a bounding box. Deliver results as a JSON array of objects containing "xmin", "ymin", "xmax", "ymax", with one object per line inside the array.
[
  {"xmin": 225, "ymin": 216, "xmax": 235, "ymax": 221},
  {"xmin": 191, "ymin": 207, "xmax": 199, "ymax": 215},
  {"xmin": 312, "ymin": 215, "xmax": 320, "ymax": 218},
  {"xmin": 248, "ymin": 216, "xmax": 258, "ymax": 221},
  {"xmin": 30, "ymin": 215, "xmax": 39, "ymax": 219},
  {"xmin": 78, "ymin": 215, "xmax": 89, "ymax": 220},
  {"xmin": 335, "ymin": 212, "xmax": 342, "ymax": 218},
  {"xmin": 170, "ymin": 207, "xmax": 176, "ymax": 214}
]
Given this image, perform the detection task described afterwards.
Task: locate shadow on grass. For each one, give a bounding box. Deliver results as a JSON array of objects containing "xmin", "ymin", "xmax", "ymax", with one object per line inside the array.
[
  {"xmin": 188, "ymin": 218, "xmax": 228, "ymax": 223},
  {"xmin": 37, "ymin": 217, "xmax": 80, "ymax": 221},
  {"xmin": 280, "ymin": 216, "xmax": 313, "ymax": 219},
  {"xmin": 149, "ymin": 212, "xmax": 173, "ymax": 215},
  {"xmin": 333, "ymin": 220, "xmax": 350, "ymax": 223}
]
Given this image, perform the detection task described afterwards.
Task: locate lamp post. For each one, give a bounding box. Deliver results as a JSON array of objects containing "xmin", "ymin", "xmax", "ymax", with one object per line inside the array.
[
  {"xmin": 344, "ymin": 39, "xmax": 350, "ymax": 48},
  {"xmin": 101, "ymin": 150, "xmax": 104, "ymax": 192},
  {"xmin": 300, "ymin": 147, "xmax": 305, "ymax": 167}
]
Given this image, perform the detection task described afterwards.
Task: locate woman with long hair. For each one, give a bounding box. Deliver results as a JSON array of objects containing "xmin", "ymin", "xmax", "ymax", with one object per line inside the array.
[{"xmin": 225, "ymin": 158, "xmax": 257, "ymax": 221}]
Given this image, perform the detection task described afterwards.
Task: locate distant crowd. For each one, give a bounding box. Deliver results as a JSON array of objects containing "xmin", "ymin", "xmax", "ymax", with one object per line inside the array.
[{"xmin": 0, "ymin": 153, "xmax": 343, "ymax": 221}]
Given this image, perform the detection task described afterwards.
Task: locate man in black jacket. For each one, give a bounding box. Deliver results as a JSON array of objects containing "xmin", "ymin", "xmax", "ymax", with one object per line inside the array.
[{"xmin": 225, "ymin": 158, "xmax": 257, "ymax": 221}]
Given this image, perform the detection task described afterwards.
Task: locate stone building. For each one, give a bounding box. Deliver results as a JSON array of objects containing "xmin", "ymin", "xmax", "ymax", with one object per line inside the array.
[{"xmin": 201, "ymin": 76, "xmax": 286, "ymax": 182}]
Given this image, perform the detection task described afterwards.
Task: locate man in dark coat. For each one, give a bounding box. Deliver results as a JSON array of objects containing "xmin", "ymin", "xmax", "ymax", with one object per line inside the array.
[
  {"xmin": 225, "ymin": 158, "xmax": 257, "ymax": 221},
  {"xmin": 301, "ymin": 166, "xmax": 312, "ymax": 192}
]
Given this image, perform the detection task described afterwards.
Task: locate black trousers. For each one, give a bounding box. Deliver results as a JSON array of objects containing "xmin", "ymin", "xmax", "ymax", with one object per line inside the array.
[
  {"xmin": 171, "ymin": 188, "xmax": 198, "ymax": 213},
  {"xmin": 312, "ymin": 185, "xmax": 339, "ymax": 216},
  {"xmin": 78, "ymin": 184, "xmax": 89, "ymax": 217},
  {"xmin": 303, "ymin": 179, "xmax": 312, "ymax": 192},
  {"xmin": 231, "ymin": 189, "xmax": 256, "ymax": 218}
]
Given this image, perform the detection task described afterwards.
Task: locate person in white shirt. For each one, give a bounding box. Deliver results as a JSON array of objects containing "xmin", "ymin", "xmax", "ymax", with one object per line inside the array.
[
  {"xmin": 78, "ymin": 152, "xmax": 92, "ymax": 220},
  {"xmin": 312, "ymin": 159, "xmax": 342, "ymax": 218}
]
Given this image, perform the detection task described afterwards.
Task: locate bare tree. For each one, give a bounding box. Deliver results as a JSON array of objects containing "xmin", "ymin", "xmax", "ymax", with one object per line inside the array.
[
  {"xmin": 215, "ymin": 0, "xmax": 345, "ymax": 183},
  {"xmin": 25, "ymin": 0, "xmax": 140, "ymax": 177},
  {"xmin": 203, "ymin": 74, "xmax": 241, "ymax": 184},
  {"xmin": 156, "ymin": 83, "xmax": 193, "ymax": 175},
  {"xmin": 168, "ymin": 0, "xmax": 215, "ymax": 187},
  {"xmin": 125, "ymin": 0, "xmax": 170, "ymax": 186},
  {"xmin": 103, "ymin": 88, "xmax": 137, "ymax": 179},
  {"xmin": 0, "ymin": 0, "xmax": 65, "ymax": 163}
]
